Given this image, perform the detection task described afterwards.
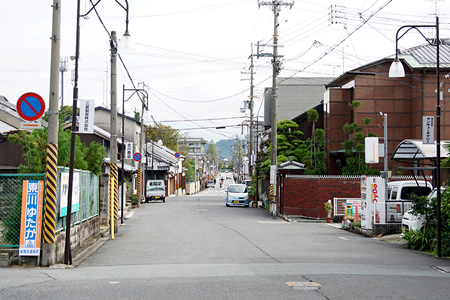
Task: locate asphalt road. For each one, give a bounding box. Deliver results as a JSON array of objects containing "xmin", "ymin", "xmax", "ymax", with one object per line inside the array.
[{"xmin": 1, "ymin": 183, "xmax": 450, "ymax": 299}]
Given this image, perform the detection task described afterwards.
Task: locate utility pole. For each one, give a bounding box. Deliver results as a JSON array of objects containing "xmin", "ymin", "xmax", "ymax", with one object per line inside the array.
[
  {"xmin": 258, "ymin": 0, "xmax": 293, "ymax": 218},
  {"xmin": 110, "ymin": 31, "xmax": 119, "ymax": 235},
  {"xmin": 248, "ymin": 45, "xmax": 255, "ymax": 192},
  {"xmin": 42, "ymin": 0, "xmax": 61, "ymax": 267}
]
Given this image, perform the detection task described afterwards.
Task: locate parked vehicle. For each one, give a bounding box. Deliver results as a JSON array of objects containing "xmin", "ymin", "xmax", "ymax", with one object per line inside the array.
[
  {"xmin": 226, "ymin": 184, "xmax": 249, "ymax": 207},
  {"xmin": 207, "ymin": 180, "xmax": 215, "ymax": 188},
  {"xmin": 402, "ymin": 187, "xmax": 445, "ymax": 232},
  {"xmin": 146, "ymin": 180, "xmax": 166, "ymax": 202},
  {"xmin": 386, "ymin": 180, "xmax": 432, "ymax": 222}
]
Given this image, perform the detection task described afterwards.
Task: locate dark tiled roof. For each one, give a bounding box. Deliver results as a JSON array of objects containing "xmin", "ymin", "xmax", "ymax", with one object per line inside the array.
[{"xmin": 400, "ymin": 40, "xmax": 450, "ymax": 68}]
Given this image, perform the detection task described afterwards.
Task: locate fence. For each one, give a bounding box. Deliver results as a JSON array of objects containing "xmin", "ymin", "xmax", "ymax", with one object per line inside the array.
[
  {"xmin": 55, "ymin": 167, "xmax": 99, "ymax": 233},
  {"xmin": 0, "ymin": 173, "xmax": 45, "ymax": 247},
  {"xmin": 0, "ymin": 168, "xmax": 99, "ymax": 248}
]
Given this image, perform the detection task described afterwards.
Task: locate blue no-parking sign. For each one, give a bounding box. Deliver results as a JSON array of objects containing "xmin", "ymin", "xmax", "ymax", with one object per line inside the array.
[
  {"xmin": 16, "ymin": 93, "xmax": 46, "ymax": 121},
  {"xmin": 133, "ymin": 152, "xmax": 142, "ymax": 162}
]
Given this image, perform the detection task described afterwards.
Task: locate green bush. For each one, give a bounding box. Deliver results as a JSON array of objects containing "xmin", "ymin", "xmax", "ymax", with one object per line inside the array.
[
  {"xmin": 402, "ymin": 188, "xmax": 450, "ymax": 256},
  {"xmin": 130, "ymin": 193, "xmax": 140, "ymax": 205}
]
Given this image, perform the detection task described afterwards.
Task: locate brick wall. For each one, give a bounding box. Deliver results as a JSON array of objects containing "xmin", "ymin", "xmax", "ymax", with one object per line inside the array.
[{"xmin": 281, "ymin": 176, "xmax": 360, "ymax": 218}]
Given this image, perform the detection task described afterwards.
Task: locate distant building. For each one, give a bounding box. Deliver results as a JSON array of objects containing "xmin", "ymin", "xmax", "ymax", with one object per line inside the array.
[{"xmin": 178, "ymin": 137, "xmax": 207, "ymax": 161}]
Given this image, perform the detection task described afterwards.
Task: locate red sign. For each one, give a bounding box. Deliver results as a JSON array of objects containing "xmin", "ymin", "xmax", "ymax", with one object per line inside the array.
[
  {"xmin": 17, "ymin": 93, "xmax": 46, "ymax": 121},
  {"xmin": 133, "ymin": 152, "xmax": 142, "ymax": 162}
]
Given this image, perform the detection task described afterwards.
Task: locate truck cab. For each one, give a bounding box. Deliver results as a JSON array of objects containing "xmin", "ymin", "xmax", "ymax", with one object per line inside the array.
[{"xmin": 146, "ymin": 180, "xmax": 166, "ymax": 202}]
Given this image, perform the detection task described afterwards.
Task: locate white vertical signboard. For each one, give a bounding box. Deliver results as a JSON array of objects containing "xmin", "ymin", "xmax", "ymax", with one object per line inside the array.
[
  {"xmin": 361, "ymin": 176, "xmax": 386, "ymax": 230},
  {"xmin": 365, "ymin": 137, "xmax": 379, "ymax": 164},
  {"xmin": 422, "ymin": 116, "xmax": 434, "ymax": 144},
  {"xmin": 79, "ymin": 99, "xmax": 95, "ymax": 134},
  {"xmin": 60, "ymin": 172, "xmax": 80, "ymax": 217},
  {"xmin": 126, "ymin": 142, "xmax": 133, "ymax": 159}
]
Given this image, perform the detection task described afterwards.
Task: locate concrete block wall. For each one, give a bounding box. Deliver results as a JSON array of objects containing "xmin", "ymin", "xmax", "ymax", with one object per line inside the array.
[
  {"xmin": 282, "ymin": 176, "xmax": 360, "ymax": 218},
  {"xmin": 55, "ymin": 217, "xmax": 100, "ymax": 263}
]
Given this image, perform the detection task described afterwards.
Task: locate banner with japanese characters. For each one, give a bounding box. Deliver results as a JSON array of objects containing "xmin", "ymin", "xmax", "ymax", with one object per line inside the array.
[
  {"xmin": 19, "ymin": 180, "xmax": 44, "ymax": 257},
  {"xmin": 60, "ymin": 172, "xmax": 80, "ymax": 217},
  {"xmin": 126, "ymin": 142, "xmax": 133, "ymax": 159},
  {"xmin": 79, "ymin": 99, "xmax": 95, "ymax": 134}
]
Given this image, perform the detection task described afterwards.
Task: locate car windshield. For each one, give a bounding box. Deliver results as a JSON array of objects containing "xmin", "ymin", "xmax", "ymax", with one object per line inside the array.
[
  {"xmin": 228, "ymin": 185, "xmax": 246, "ymax": 193},
  {"xmin": 428, "ymin": 188, "xmax": 446, "ymax": 200},
  {"xmin": 149, "ymin": 187, "xmax": 165, "ymax": 191}
]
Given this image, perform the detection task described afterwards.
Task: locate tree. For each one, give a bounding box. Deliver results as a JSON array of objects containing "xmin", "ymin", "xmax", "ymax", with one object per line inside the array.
[
  {"xmin": 307, "ymin": 108, "xmax": 319, "ymax": 165},
  {"xmin": 8, "ymin": 106, "xmax": 107, "ymax": 175},
  {"xmin": 362, "ymin": 117, "xmax": 372, "ymax": 135},
  {"xmin": 145, "ymin": 124, "xmax": 182, "ymax": 153},
  {"xmin": 341, "ymin": 122, "xmax": 379, "ymax": 175},
  {"xmin": 260, "ymin": 119, "xmax": 309, "ymax": 171},
  {"xmin": 306, "ymin": 128, "xmax": 326, "ymax": 175},
  {"xmin": 183, "ymin": 158, "xmax": 195, "ymax": 182},
  {"xmin": 206, "ymin": 140, "xmax": 218, "ymax": 163}
]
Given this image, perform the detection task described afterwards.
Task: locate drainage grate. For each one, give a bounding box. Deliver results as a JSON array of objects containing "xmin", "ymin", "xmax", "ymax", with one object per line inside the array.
[{"xmin": 285, "ymin": 282, "xmax": 322, "ymax": 290}]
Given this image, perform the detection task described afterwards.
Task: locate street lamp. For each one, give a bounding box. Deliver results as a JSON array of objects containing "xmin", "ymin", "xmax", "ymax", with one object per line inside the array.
[
  {"xmin": 389, "ymin": 16, "xmax": 442, "ymax": 257},
  {"xmin": 65, "ymin": 0, "xmax": 131, "ymax": 265}
]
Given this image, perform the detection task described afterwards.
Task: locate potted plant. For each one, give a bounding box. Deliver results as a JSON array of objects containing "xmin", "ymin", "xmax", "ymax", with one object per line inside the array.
[
  {"xmin": 324, "ymin": 201, "xmax": 333, "ymax": 223},
  {"xmin": 130, "ymin": 193, "xmax": 140, "ymax": 207}
]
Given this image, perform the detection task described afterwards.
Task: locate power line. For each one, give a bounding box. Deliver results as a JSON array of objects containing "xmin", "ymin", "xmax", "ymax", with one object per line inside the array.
[{"xmin": 158, "ymin": 116, "xmax": 248, "ymax": 123}]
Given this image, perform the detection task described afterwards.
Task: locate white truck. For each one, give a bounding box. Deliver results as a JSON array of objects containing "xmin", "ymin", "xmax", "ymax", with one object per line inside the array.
[{"xmin": 145, "ymin": 180, "xmax": 166, "ymax": 203}]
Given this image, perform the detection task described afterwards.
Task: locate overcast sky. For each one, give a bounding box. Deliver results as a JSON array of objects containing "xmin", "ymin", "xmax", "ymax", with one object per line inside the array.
[{"xmin": 1, "ymin": 0, "xmax": 449, "ymax": 142}]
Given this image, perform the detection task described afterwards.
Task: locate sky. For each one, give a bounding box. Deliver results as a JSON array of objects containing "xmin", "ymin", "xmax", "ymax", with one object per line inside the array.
[{"xmin": 1, "ymin": 0, "xmax": 450, "ymax": 143}]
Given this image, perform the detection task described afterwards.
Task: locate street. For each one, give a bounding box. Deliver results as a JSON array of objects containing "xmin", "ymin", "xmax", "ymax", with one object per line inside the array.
[{"xmin": 1, "ymin": 183, "xmax": 450, "ymax": 299}]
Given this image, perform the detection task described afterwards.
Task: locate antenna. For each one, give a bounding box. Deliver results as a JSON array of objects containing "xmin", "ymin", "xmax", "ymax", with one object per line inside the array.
[
  {"xmin": 425, "ymin": 0, "xmax": 446, "ymax": 16},
  {"xmin": 59, "ymin": 57, "xmax": 68, "ymax": 106}
]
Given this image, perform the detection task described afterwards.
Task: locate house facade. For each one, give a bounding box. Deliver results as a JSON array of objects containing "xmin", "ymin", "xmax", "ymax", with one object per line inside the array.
[{"xmin": 324, "ymin": 41, "xmax": 450, "ymax": 175}]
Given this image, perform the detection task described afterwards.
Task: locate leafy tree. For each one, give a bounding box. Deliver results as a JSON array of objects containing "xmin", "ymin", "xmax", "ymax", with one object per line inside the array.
[
  {"xmin": 206, "ymin": 140, "xmax": 218, "ymax": 163},
  {"xmin": 85, "ymin": 141, "xmax": 107, "ymax": 176},
  {"xmin": 145, "ymin": 124, "xmax": 182, "ymax": 153},
  {"xmin": 307, "ymin": 108, "xmax": 319, "ymax": 164},
  {"xmin": 341, "ymin": 122, "xmax": 379, "ymax": 175},
  {"xmin": 260, "ymin": 119, "xmax": 309, "ymax": 172},
  {"xmin": 183, "ymin": 158, "xmax": 195, "ymax": 182},
  {"xmin": 362, "ymin": 117, "xmax": 372, "ymax": 135},
  {"xmin": 8, "ymin": 106, "xmax": 107, "ymax": 175},
  {"xmin": 306, "ymin": 128, "xmax": 326, "ymax": 175}
]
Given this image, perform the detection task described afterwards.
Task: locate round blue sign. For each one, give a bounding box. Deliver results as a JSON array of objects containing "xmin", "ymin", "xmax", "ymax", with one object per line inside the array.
[
  {"xmin": 133, "ymin": 152, "xmax": 142, "ymax": 162},
  {"xmin": 174, "ymin": 152, "xmax": 180, "ymax": 158},
  {"xmin": 17, "ymin": 92, "xmax": 46, "ymax": 121}
]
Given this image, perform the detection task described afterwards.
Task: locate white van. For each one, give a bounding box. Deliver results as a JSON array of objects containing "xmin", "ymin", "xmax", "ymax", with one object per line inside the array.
[
  {"xmin": 386, "ymin": 180, "xmax": 432, "ymax": 222},
  {"xmin": 145, "ymin": 180, "xmax": 166, "ymax": 202}
]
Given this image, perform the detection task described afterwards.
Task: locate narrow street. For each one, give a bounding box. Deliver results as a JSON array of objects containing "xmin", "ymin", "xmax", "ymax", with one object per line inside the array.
[{"xmin": 1, "ymin": 184, "xmax": 450, "ymax": 299}]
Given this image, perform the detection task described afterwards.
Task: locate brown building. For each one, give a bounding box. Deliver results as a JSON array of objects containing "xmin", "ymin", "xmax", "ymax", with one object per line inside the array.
[{"xmin": 323, "ymin": 41, "xmax": 450, "ymax": 175}]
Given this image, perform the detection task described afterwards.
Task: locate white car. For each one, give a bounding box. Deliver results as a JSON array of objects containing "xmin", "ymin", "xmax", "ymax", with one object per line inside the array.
[
  {"xmin": 226, "ymin": 184, "xmax": 249, "ymax": 207},
  {"xmin": 402, "ymin": 187, "xmax": 444, "ymax": 232}
]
